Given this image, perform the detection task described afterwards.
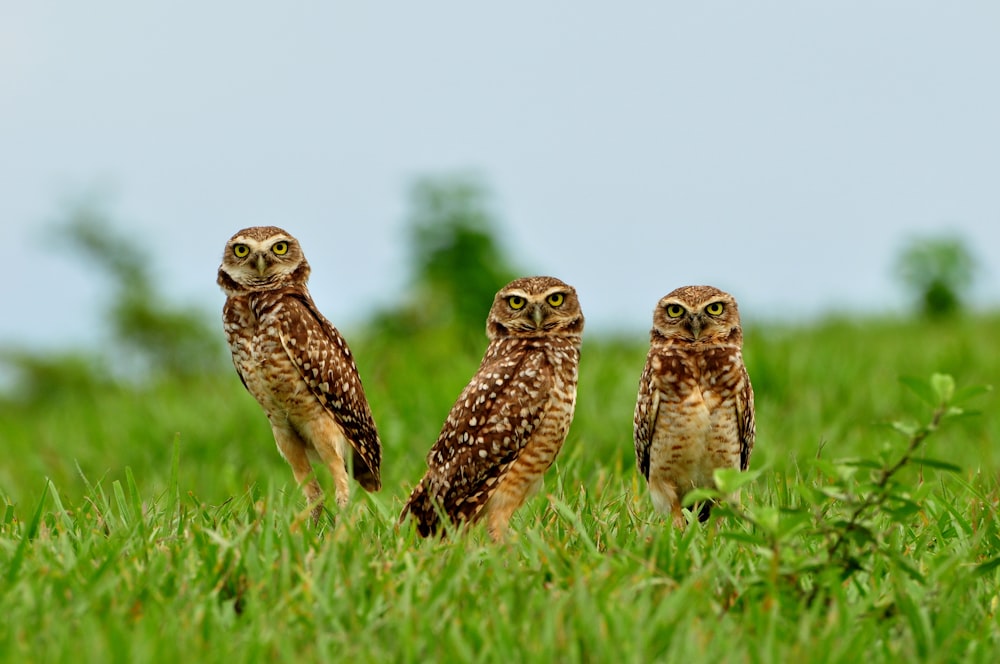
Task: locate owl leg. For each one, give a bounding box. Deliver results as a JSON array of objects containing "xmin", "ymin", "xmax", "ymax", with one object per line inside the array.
[
  {"xmin": 271, "ymin": 424, "xmax": 325, "ymax": 522},
  {"xmin": 297, "ymin": 416, "xmax": 351, "ymax": 508},
  {"xmin": 485, "ymin": 475, "xmax": 543, "ymax": 542},
  {"xmin": 648, "ymin": 480, "xmax": 687, "ymax": 528}
]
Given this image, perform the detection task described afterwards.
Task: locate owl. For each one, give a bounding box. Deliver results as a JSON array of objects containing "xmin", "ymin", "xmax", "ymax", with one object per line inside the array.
[
  {"xmin": 633, "ymin": 285, "xmax": 755, "ymax": 527},
  {"xmin": 217, "ymin": 226, "xmax": 381, "ymax": 523},
  {"xmin": 400, "ymin": 276, "xmax": 584, "ymax": 541}
]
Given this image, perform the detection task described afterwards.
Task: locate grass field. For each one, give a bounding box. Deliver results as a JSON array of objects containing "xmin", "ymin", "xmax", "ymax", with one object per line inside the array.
[{"xmin": 1, "ymin": 314, "xmax": 999, "ymax": 662}]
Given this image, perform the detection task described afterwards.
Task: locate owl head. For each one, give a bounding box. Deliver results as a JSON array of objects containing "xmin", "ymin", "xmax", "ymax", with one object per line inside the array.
[
  {"xmin": 486, "ymin": 276, "xmax": 584, "ymax": 339},
  {"xmin": 651, "ymin": 285, "xmax": 743, "ymax": 345},
  {"xmin": 218, "ymin": 226, "xmax": 310, "ymax": 294}
]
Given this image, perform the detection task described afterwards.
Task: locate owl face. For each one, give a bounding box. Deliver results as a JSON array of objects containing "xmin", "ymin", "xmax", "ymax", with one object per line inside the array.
[
  {"xmin": 218, "ymin": 226, "xmax": 309, "ymax": 292},
  {"xmin": 651, "ymin": 285, "xmax": 742, "ymax": 344},
  {"xmin": 487, "ymin": 276, "xmax": 584, "ymax": 339}
]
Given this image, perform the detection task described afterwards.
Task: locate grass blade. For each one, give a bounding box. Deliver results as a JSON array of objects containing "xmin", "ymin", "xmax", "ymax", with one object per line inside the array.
[{"xmin": 5, "ymin": 482, "xmax": 49, "ymax": 587}]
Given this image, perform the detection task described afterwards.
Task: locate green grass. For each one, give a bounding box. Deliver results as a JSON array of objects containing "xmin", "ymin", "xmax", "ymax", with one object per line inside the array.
[{"xmin": 2, "ymin": 314, "xmax": 1000, "ymax": 662}]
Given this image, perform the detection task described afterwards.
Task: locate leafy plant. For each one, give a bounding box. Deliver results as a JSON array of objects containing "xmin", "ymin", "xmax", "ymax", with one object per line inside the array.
[{"xmin": 705, "ymin": 373, "xmax": 992, "ymax": 610}]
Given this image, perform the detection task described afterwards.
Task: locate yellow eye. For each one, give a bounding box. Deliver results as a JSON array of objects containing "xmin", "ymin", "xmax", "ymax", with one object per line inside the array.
[
  {"xmin": 546, "ymin": 293, "xmax": 565, "ymax": 307},
  {"xmin": 665, "ymin": 304, "xmax": 685, "ymax": 318},
  {"xmin": 233, "ymin": 244, "xmax": 250, "ymax": 258},
  {"xmin": 507, "ymin": 295, "xmax": 526, "ymax": 310},
  {"xmin": 272, "ymin": 241, "xmax": 289, "ymax": 255},
  {"xmin": 705, "ymin": 302, "xmax": 724, "ymax": 316}
]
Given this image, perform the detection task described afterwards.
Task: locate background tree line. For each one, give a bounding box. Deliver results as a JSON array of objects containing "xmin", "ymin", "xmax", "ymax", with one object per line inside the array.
[{"xmin": 0, "ymin": 173, "xmax": 982, "ymax": 405}]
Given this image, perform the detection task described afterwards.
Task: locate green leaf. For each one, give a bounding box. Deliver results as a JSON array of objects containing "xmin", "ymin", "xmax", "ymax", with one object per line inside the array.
[
  {"xmin": 838, "ymin": 458, "xmax": 883, "ymax": 471},
  {"xmin": 911, "ymin": 457, "xmax": 962, "ymax": 473},
  {"xmin": 952, "ymin": 383, "xmax": 993, "ymax": 406},
  {"xmin": 885, "ymin": 502, "xmax": 922, "ymax": 522},
  {"xmin": 940, "ymin": 407, "xmax": 982, "ymax": 422},
  {"xmin": 774, "ymin": 508, "xmax": 813, "ymax": 537},
  {"xmin": 930, "ymin": 373, "xmax": 955, "ymax": 404},
  {"xmin": 810, "ymin": 459, "xmax": 843, "ymax": 481},
  {"xmin": 681, "ymin": 488, "xmax": 720, "ymax": 507},
  {"xmin": 793, "ymin": 483, "xmax": 835, "ymax": 505},
  {"xmin": 712, "ymin": 468, "xmax": 761, "ymax": 494},
  {"xmin": 748, "ymin": 505, "xmax": 781, "ymax": 535},
  {"xmin": 899, "ymin": 376, "xmax": 936, "ymax": 406}
]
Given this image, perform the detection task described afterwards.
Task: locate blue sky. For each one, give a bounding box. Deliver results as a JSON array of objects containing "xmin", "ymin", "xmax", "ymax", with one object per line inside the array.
[{"xmin": 3, "ymin": 2, "xmax": 999, "ymax": 349}]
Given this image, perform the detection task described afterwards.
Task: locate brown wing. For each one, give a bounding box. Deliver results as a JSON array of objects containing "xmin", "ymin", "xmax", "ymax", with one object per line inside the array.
[
  {"xmin": 736, "ymin": 362, "xmax": 755, "ymax": 471},
  {"xmin": 277, "ymin": 292, "xmax": 382, "ymax": 491},
  {"xmin": 633, "ymin": 350, "xmax": 660, "ymax": 481},
  {"xmin": 222, "ymin": 296, "xmax": 255, "ymax": 393},
  {"xmin": 401, "ymin": 340, "xmax": 553, "ymax": 535}
]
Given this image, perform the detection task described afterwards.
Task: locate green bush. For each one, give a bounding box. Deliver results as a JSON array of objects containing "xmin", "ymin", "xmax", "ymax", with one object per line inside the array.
[
  {"xmin": 370, "ymin": 174, "xmax": 520, "ymax": 347},
  {"xmin": 894, "ymin": 235, "xmax": 979, "ymax": 319}
]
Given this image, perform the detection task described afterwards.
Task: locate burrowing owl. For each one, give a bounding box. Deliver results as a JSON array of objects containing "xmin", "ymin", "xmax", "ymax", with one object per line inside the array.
[
  {"xmin": 633, "ymin": 285, "xmax": 755, "ymax": 526},
  {"xmin": 400, "ymin": 276, "xmax": 584, "ymax": 541},
  {"xmin": 217, "ymin": 226, "xmax": 381, "ymax": 522}
]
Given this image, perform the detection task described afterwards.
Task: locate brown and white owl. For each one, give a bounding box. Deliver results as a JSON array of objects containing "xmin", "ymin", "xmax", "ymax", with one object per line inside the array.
[
  {"xmin": 217, "ymin": 226, "xmax": 381, "ymax": 522},
  {"xmin": 633, "ymin": 285, "xmax": 755, "ymax": 526},
  {"xmin": 400, "ymin": 276, "xmax": 584, "ymax": 541}
]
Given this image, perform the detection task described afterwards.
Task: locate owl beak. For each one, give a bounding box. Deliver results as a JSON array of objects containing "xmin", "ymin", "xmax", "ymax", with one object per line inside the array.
[
  {"xmin": 688, "ymin": 316, "xmax": 703, "ymax": 340},
  {"xmin": 531, "ymin": 306, "xmax": 545, "ymax": 329},
  {"xmin": 255, "ymin": 254, "xmax": 268, "ymax": 276}
]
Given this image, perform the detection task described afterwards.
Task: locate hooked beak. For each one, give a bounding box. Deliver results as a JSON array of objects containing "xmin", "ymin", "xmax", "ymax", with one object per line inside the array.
[
  {"xmin": 255, "ymin": 254, "xmax": 267, "ymax": 277},
  {"xmin": 687, "ymin": 315, "xmax": 703, "ymax": 340},
  {"xmin": 531, "ymin": 306, "xmax": 544, "ymax": 329}
]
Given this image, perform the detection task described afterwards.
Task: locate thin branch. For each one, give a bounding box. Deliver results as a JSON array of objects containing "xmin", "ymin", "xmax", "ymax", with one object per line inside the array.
[{"xmin": 826, "ymin": 401, "xmax": 950, "ymax": 563}]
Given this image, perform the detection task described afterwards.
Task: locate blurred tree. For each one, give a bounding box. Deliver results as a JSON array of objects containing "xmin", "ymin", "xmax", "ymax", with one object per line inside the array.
[
  {"xmin": 1, "ymin": 199, "xmax": 226, "ymax": 402},
  {"xmin": 894, "ymin": 234, "xmax": 979, "ymax": 319},
  {"xmin": 371, "ymin": 175, "xmax": 520, "ymax": 342},
  {"xmin": 0, "ymin": 350, "xmax": 109, "ymax": 406},
  {"xmin": 58, "ymin": 201, "xmax": 226, "ymax": 377}
]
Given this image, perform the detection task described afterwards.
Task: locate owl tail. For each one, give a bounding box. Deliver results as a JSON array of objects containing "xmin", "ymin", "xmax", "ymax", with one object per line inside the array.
[
  {"xmin": 399, "ymin": 483, "xmax": 442, "ymax": 538},
  {"xmin": 351, "ymin": 447, "xmax": 381, "ymax": 492}
]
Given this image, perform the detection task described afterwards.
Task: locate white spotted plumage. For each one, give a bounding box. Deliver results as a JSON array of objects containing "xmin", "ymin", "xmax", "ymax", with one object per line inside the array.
[
  {"xmin": 218, "ymin": 226, "xmax": 381, "ymax": 523},
  {"xmin": 634, "ymin": 285, "xmax": 755, "ymax": 526},
  {"xmin": 400, "ymin": 276, "xmax": 584, "ymax": 541}
]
